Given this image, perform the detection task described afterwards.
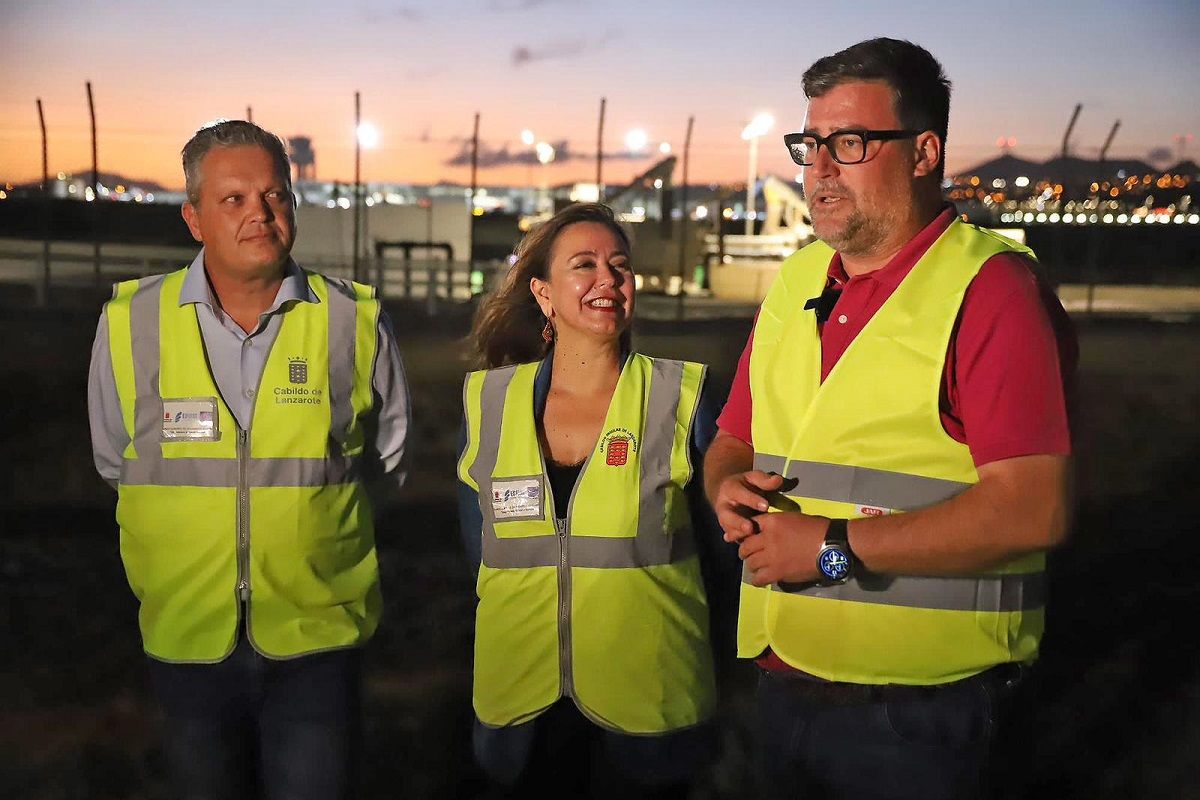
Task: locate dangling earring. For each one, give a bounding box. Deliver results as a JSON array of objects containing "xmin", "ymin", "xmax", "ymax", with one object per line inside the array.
[{"xmin": 541, "ymin": 317, "xmax": 554, "ymax": 343}]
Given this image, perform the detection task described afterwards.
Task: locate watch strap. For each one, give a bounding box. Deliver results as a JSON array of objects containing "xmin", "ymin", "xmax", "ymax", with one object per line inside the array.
[{"xmin": 825, "ymin": 517, "xmax": 849, "ymax": 548}]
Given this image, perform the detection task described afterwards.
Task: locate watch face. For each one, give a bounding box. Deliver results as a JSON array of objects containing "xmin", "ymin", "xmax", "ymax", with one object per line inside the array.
[{"xmin": 818, "ymin": 546, "xmax": 851, "ymax": 582}]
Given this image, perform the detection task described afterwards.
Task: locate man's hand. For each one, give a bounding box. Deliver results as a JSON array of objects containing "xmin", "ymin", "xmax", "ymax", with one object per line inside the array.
[
  {"xmin": 712, "ymin": 470, "xmax": 783, "ymax": 543},
  {"xmin": 738, "ymin": 511, "xmax": 829, "ymax": 587}
]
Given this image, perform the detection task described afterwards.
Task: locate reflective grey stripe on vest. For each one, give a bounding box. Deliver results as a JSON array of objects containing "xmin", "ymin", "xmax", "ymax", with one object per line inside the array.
[
  {"xmin": 121, "ymin": 454, "xmax": 359, "ymax": 487},
  {"xmin": 121, "ymin": 272, "xmax": 361, "ymax": 488},
  {"xmin": 472, "ymin": 359, "xmax": 696, "ymax": 570},
  {"xmin": 745, "ymin": 453, "xmax": 1043, "ymax": 613},
  {"xmin": 324, "ymin": 280, "xmax": 359, "ymax": 448},
  {"xmin": 774, "ymin": 570, "xmax": 1045, "ymax": 612},
  {"xmin": 751, "ymin": 455, "xmax": 971, "ymax": 512}
]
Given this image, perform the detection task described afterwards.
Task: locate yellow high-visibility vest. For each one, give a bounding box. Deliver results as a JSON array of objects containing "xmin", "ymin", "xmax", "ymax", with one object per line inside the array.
[
  {"xmin": 458, "ymin": 354, "xmax": 716, "ymax": 733},
  {"xmin": 105, "ymin": 267, "xmax": 381, "ymax": 663},
  {"xmin": 742, "ymin": 220, "xmax": 1046, "ymax": 685}
]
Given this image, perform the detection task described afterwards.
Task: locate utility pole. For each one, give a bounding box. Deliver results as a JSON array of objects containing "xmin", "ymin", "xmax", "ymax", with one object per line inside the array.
[
  {"xmin": 1099, "ymin": 120, "xmax": 1121, "ymax": 163},
  {"xmin": 1061, "ymin": 103, "xmax": 1082, "ymax": 159},
  {"xmin": 37, "ymin": 99, "xmax": 51, "ymax": 305},
  {"xmin": 87, "ymin": 81, "xmax": 100, "ymax": 283},
  {"xmin": 352, "ymin": 91, "xmax": 361, "ymax": 282},
  {"xmin": 469, "ymin": 112, "xmax": 480, "ymax": 274},
  {"xmin": 596, "ymin": 97, "xmax": 606, "ymax": 202},
  {"xmin": 676, "ymin": 116, "xmax": 694, "ymax": 321}
]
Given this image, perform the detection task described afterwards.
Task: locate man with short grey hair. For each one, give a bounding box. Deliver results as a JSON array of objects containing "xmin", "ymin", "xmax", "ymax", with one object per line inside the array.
[{"xmin": 88, "ymin": 119, "xmax": 411, "ymax": 799}]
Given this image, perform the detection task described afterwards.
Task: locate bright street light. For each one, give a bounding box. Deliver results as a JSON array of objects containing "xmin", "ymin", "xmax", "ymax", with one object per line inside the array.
[
  {"xmin": 625, "ymin": 128, "xmax": 648, "ymax": 153},
  {"xmin": 535, "ymin": 141, "xmax": 556, "ymax": 165},
  {"xmin": 741, "ymin": 112, "xmax": 774, "ymax": 235},
  {"xmin": 520, "ymin": 129, "xmax": 535, "ymax": 147},
  {"xmin": 356, "ymin": 122, "xmax": 380, "ymax": 149},
  {"xmin": 741, "ymin": 113, "xmax": 775, "ymax": 142}
]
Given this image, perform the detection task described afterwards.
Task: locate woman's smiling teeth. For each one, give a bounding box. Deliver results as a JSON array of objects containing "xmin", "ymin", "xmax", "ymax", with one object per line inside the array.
[{"xmin": 587, "ymin": 298, "xmax": 616, "ymax": 308}]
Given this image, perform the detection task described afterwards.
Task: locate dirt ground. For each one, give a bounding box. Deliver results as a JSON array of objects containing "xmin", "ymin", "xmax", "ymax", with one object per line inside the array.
[{"xmin": 1, "ymin": 301, "xmax": 1197, "ymax": 798}]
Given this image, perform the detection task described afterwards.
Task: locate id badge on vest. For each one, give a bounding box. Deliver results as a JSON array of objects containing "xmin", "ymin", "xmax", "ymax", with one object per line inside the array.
[
  {"xmin": 161, "ymin": 397, "xmax": 220, "ymax": 442},
  {"xmin": 490, "ymin": 477, "xmax": 543, "ymax": 521}
]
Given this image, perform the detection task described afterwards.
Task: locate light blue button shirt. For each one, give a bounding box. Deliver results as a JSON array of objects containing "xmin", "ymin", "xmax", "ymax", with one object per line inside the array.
[{"xmin": 88, "ymin": 250, "xmax": 410, "ymax": 497}]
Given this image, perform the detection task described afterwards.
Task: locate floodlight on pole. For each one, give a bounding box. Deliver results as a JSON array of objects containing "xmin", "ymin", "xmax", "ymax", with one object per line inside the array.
[
  {"xmin": 520, "ymin": 129, "xmax": 535, "ymax": 147},
  {"xmin": 741, "ymin": 112, "xmax": 774, "ymax": 235},
  {"xmin": 625, "ymin": 128, "xmax": 648, "ymax": 153},
  {"xmin": 356, "ymin": 122, "xmax": 380, "ymax": 149}
]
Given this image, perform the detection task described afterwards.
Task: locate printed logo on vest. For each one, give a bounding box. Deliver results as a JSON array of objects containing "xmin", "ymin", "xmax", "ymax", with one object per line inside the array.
[
  {"xmin": 600, "ymin": 427, "xmax": 639, "ymax": 467},
  {"xmin": 288, "ymin": 357, "xmax": 308, "ymax": 385},
  {"xmin": 276, "ymin": 356, "xmax": 323, "ymax": 405},
  {"xmin": 856, "ymin": 504, "xmax": 893, "ymax": 517}
]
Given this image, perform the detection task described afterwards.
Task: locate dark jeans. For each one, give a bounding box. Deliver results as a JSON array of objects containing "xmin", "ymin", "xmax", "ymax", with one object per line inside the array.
[
  {"xmin": 146, "ymin": 637, "xmax": 362, "ymax": 800},
  {"xmin": 756, "ymin": 666, "xmax": 1020, "ymax": 800},
  {"xmin": 476, "ymin": 698, "xmax": 701, "ymax": 800}
]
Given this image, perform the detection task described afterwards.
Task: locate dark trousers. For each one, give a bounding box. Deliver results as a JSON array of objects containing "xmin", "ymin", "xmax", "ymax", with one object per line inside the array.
[
  {"xmin": 480, "ymin": 699, "xmax": 696, "ymax": 800},
  {"xmin": 755, "ymin": 666, "xmax": 1019, "ymax": 800},
  {"xmin": 146, "ymin": 637, "xmax": 362, "ymax": 800}
]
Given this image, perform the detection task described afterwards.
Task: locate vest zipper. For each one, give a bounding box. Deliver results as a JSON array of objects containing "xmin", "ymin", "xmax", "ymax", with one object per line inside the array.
[
  {"xmin": 236, "ymin": 428, "xmax": 251, "ymax": 602},
  {"xmin": 555, "ymin": 514, "xmax": 572, "ymax": 699}
]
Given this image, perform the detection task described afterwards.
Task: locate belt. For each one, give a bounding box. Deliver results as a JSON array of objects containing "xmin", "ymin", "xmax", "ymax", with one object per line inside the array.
[{"xmin": 759, "ymin": 663, "xmax": 1024, "ymax": 706}]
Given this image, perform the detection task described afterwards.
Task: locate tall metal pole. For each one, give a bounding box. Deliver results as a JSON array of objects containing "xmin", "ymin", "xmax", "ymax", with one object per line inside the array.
[
  {"xmin": 1061, "ymin": 103, "xmax": 1082, "ymax": 159},
  {"xmin": 596, "ymin": 97, "xmax": 606, "ymax": 202},
  {"xmin": 469, "ymin": 112, "xmax": 480, "ymax": 271},
  {"xmin": 352, "ymin": 91, "xmax": 361, "ymax": 282},
  {"xmin": 745, "ymin": 134, "xmax": 759, "ymax": 236},
  {"xmin": 87, "ymin": 81, "xmax": 100, "ymax": 282},
  {"xmin": 1099, "ymin": 120, "xmax": 1121, "ymax": 163},
  {"xmin": 37, "ymin": 99, "xmax": 51, "ymax": 305},
  {"xmin": 676, "ymin": 116, "xmax": 694, "ymax": 320}
]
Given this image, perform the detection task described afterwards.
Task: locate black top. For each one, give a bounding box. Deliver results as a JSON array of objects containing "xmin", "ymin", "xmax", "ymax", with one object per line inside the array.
[{"xmin": 545, "ymin": 459, "xmax": 584, "ymax": 519}]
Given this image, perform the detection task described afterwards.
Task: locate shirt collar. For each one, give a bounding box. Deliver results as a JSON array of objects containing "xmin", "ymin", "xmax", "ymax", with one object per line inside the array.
[
  {"xmin": 826, "ymin": 205, "xmax": 958, "ymax": 289},
  {"xmin": 179, "ymin": 248, "xmax": 317, "ymax": 311}
]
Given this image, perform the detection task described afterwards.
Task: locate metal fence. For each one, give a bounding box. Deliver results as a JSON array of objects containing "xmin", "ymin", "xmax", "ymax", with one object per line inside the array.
[{"xmin": 0, "ymin": 241, "xmax": 497, "ymax": 309}]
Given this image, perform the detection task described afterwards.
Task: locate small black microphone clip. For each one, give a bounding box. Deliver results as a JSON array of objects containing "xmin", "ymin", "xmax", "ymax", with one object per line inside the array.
[{"xmin": 803, "ymin": 286, "xmax": 841, "ymax": 323}]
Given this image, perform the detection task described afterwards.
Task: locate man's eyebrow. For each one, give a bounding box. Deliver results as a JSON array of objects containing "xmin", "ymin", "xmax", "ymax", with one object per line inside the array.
[{"xmin": 801, "ymin": 126, "xmax": 868, "ymax": 135}]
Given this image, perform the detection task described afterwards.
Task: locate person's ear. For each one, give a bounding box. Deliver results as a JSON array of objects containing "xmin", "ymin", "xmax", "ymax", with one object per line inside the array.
[
  {"xmin": 912, "ymin": 131, "xmax": 942, "ymax": 178},
  {"xmin": 530, "ymin": 276, "xmax": 553, "ymax": 318},
  {"xmin": 181, "ymin": 202, "xmax": 203, "ymax": 243}
]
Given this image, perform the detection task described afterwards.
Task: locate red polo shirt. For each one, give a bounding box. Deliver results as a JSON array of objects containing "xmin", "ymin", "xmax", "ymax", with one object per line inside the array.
[{"xmin": 716, "ymin": 208, "xmax": 1077, "ymax": 674}]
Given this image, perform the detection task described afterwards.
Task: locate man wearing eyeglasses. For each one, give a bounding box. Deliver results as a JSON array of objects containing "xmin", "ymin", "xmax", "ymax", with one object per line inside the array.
[{"xmin": 704, "ymin": 38, "xmax": 1075, "ymax": 799}]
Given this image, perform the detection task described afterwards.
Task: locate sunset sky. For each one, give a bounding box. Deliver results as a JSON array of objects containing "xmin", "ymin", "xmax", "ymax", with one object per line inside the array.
[{"xmin": 2, "ymin": 0, "xmax": 1197, "ymax": 192}]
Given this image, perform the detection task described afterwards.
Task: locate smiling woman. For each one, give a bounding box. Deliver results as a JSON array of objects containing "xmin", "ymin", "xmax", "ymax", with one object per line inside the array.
[
  {"xmin": 467, "ymin": 203, "xmax": 634, "ymax": 369},
  {"xmin": 457, "ymin": 203, "xmax": 734, "ymax": 797}
]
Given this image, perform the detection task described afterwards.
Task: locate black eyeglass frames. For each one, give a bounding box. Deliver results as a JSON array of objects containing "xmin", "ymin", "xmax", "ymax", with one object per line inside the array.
[{"xmin": 784, "ymin": 129, "xmax": 924, "ymax": 166}]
